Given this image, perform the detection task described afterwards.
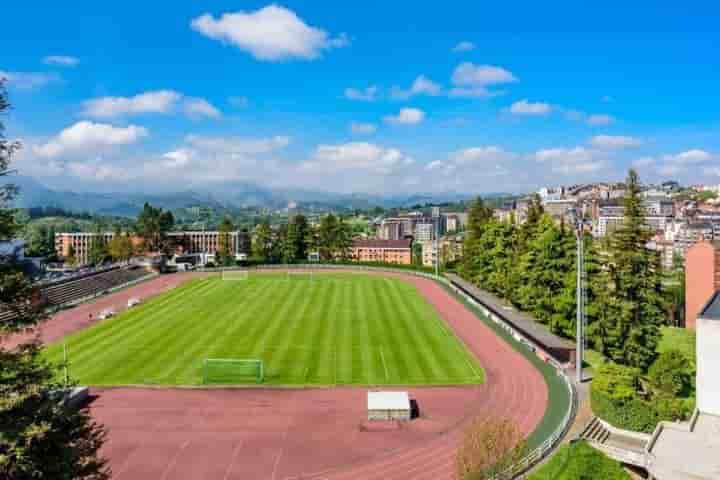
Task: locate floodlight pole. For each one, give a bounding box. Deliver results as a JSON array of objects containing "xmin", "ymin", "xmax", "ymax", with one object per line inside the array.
[{"xmin": 575, "ymin": 224, "xmax": 585, "ymax": 384}]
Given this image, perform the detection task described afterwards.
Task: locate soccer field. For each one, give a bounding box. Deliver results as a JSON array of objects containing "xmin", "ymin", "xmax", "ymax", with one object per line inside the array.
[{"xmin": 43, "ymin": 272, "xmax": 484, "ymax": 386}]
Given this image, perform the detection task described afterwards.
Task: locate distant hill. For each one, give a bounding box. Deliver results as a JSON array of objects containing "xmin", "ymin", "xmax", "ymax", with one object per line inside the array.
[{"xmin": 9, "ymin": 175, "xmax": 509, "ymax": 216}]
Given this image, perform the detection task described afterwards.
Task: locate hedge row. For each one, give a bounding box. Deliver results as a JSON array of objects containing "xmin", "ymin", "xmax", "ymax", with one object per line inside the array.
[{"xmin": 590, "ymin": 363, "xmax": 695, "ymax": 433}]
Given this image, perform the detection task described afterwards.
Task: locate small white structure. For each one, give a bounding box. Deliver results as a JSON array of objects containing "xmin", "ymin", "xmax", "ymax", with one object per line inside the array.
[
  {"xmin": 127, "ymin": 298, "xmax": 141, "ymax": 308},
  {"xmin": 99, "ymin": 309, "xmax": 115, "ymax": 320},
  {"xmin": 367, "ymin": 391, "xmax": 411, "ymax": 421}
]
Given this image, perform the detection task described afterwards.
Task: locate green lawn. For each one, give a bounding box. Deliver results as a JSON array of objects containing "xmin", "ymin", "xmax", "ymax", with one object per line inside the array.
[
  {"xmin": 529, "ymin": 441, "xmax": 630, "ymax": 480},
  {"xmin": 43, "ymin": 273, "xmax": 484, "ymax": 386}
]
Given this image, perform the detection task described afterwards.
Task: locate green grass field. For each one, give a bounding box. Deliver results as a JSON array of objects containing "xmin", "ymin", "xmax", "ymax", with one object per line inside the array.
[{"xmin": 43, "ymin": 273, "xmax": 484, "ymax": 386}]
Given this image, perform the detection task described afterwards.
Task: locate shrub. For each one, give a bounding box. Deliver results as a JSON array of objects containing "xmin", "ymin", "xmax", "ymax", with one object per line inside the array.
[
  {"xmin": 647, "ymin": 349, "xmax": 692, "ymax": 397},
  {"xmin": 591, "ymin": 361, "xmax": 694, "ymax": 433},
  {"xmin": 529, "ymin": 441, "xmax": 629, "ymax": 480},
  {"xmin": 456, "ymin": 416, "xmax": 526, "ymax": 480}
]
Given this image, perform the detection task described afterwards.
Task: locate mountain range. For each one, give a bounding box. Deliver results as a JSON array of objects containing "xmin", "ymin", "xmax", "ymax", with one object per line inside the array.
[{"xmin": 9, "ymin": 175, "xmax": 506, "ymax": 216}]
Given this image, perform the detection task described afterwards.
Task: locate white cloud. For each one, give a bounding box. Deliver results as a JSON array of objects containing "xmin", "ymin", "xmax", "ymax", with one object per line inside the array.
[
  {"xmin": 451, "ymin": 63, "xmax": 517, "ymax": 86},
  {"xmin": 384, "ymin": 107, "xmax": 425, "ymax": 125},
  {"xmin": 662, "ymin": 149, "xmax": 713, "ymax": 164},
  {"xmin": 33, "ymin": 121, "xmax": 148, "ymax": 158},
  {"xmin": 184, "ymin": 134, "xmax": 290, "ymax": 154},
  {"xmin": 81, "ymin": 90, "xmax": 182, "ymax": 118},
  {"xmin": 183, "ymin": 97, "xmax": 222, "ymax": 118},
  {"xmin": 81, "ymin": 90, "xmax": 220, "ymax": 119},
  {"xmin": 161, "ymin": 149, "xmax": 193, "ymax": 168},
  {"xmin": 632, "ymin": 157, "xmax": 655, "ymax": 168},
  {"xmin": 534, "ymin": 147, "xmax": 606, "ymax": 174},
  {"xmin": 586, "ymin": 114, "xmax": 615, "ymax": 126},
  {"xmin": 449, "ymin": 62, "xmax": 517, "ymax": 98},
  {"xmin": 0, "ymin": 71, "xmax": 60, "ymax": 90},
  {"xmin": 508, "ymin": 99, "xmax": 552, "ymax": 116},
  {"xmin": 452, "ymin": 41, "xmax": 476, "ymax": 52},
  {"xmin": 590, "ymin": 135, "xmax": 643, "ymax": 149},
  {"xmin": 350, "ymin": 122, "xmax": 377, "ymax": 134},
  {"xmin": 42, "ymin": 55, "xmax": 79, "ymax": 67},
  {"xmin": 344, "ymin": 85, "xmax": 378, "ymax": 101},
  {"xmin": 423, "ymin": 146, "xmax": 516, "ymax": 180},
  {"xmin": 65, "ymin": 160, "xmax": 132, "ymax": 181},
  {"xmin": 302, "ymin": 142, "xmax": 413, "ymax": 174},
  {"xmin": 390, "ymin": 75, "xmax": 442, "ymax": 99},
  {"xmin": 191, "ymin": 5, "xmax": 349, "ymax": 61}
]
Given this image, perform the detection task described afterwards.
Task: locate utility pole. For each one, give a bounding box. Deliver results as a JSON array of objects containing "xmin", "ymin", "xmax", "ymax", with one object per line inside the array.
[
  {"xmin": 432, "ymin": 207, "xmax": 440, "ymax": 276},
  {"xmin": 575, "ymin": 224, "xmax": 586, "ymax": 384}
]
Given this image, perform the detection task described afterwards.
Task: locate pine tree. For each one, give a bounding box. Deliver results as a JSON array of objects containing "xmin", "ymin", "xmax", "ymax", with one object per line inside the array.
[
  {"xmin": 0, "ymin": 79, "xmax": 109, "ymax": 479},
  {"xmin": 594, "ymin": 169, "xmax": 663, "ymax": 370},
  {"xmin": 462, "ymin": 197, "xmax": 493, "ymax": 278}
]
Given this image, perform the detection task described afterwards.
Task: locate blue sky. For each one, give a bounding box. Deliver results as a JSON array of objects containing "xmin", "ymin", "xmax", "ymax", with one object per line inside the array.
[{"xmin": 2, "ymin": 1, "xmax": 719, "ymax": 195}]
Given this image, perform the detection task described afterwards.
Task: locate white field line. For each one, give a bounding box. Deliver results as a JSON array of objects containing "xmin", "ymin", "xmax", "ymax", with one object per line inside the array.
[{"xmin": 380, "ymin": 347, "xmax": 390, "ymax": 382}]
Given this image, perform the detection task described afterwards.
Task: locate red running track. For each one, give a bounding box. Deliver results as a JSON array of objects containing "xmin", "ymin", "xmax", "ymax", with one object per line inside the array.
[{"xmin": 3, "ymin": 272, "xmax": 548, "ymax": 480}]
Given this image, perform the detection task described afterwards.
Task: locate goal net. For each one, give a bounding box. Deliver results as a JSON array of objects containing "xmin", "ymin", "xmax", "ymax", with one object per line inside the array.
[
  {"xmin": 222, "ymin": 270, "xmax": 248, "ymax": 281},
  {"xmin": 203, "ymin": 358, "xmax": 264, "ymax": 384}
]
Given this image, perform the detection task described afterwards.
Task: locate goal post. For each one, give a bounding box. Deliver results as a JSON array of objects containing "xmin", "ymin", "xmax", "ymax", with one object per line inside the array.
[
  {"xmin": 222, "ymin": 270, "xmax": 248, "ymax": 281},
  {"xmin": 202, "ymin": 358, "xmax": 264, "ymax": 384}
]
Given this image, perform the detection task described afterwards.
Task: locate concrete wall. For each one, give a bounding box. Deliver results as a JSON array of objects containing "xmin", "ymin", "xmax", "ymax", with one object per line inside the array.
[
  {"xmin": 685, "ymin": 242, "xmax": 716, "ymax": 330},
  {"xmin": 697, "ymin": 315, "xmax": 720, "ymax": 416}
]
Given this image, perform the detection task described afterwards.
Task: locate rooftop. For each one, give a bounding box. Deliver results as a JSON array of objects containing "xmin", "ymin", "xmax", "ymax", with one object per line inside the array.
[
  {"xmin": 367, "ymin": 391, "xmax": 410, "ymax": 411},
  {"xmin": 699, "ymin": 290, "xmax": 720, "ymax": 321},
  {"xmin": 353, "ymin": 239, "xmax": 412, "ymax": 249}
]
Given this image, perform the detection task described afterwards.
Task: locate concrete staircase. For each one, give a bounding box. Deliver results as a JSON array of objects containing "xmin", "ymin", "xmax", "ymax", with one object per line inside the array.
[{"xmin": 581, "ymin": 416, "xmax": 611, "ymax": 445}]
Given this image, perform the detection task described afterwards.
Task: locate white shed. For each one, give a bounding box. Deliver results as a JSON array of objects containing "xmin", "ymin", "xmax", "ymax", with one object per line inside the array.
[{"xmin": 367, "ymin": 391, "xmax": 411, "ymax": 421}]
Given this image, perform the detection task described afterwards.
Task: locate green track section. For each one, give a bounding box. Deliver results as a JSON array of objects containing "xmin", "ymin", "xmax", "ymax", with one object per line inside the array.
[{"xmin": 43, "ymin": 273, "xmax": 484, "ymax": 387}]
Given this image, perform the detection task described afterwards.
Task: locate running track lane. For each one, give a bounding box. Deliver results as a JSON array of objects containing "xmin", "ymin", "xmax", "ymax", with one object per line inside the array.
[{"xmin": 5, "ymin": 272, "xmax": 548, "ymax": 480}]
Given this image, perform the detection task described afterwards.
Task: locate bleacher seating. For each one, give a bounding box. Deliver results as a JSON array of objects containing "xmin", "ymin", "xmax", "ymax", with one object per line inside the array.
[{"xmin": 40, "ymin": 267, "xmax": 151, "ymax": 307}]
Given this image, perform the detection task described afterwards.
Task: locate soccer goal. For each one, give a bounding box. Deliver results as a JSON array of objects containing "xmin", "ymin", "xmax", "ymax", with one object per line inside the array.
[
  {"xmin": 202, "ymin": 358, "xmax": 264, "ymax": 384},
  {"xmin": 222, "ymin": 270, "xmax": 248, "ymax": 281}
]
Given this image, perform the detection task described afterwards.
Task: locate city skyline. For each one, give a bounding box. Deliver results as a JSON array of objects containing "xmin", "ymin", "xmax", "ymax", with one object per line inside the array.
[{"xmin": 2, "ymin": 2, "xmax": 719, "ymax": 195}]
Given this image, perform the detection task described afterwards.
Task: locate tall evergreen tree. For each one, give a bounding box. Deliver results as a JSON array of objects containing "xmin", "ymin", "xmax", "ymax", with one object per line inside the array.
[
  {"xmin": 0, "ymin": 79, "xmax": 109, "ymax": 480},
  {"xmin": 462, "ymin": 197, "xmax": 493, "ymax": 277},
  {"xmin": 594, "ymin": 169, "xmax": 663, "ymax": 370}
]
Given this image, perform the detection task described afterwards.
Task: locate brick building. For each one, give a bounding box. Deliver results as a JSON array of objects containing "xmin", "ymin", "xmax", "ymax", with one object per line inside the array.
[
  {"xmin": 350, "ymin": 239, "xmax": 412, "ymax": 265},
  {"xmin": 685, "ymin": 240, "xmax": 720, "ymax": 329}
]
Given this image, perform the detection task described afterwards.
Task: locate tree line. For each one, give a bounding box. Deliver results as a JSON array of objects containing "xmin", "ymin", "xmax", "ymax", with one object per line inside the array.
[
  {"xmin": 247, "ymin": 212, "xmax": 353, "ymax": 265},
  {"xmin": 461, "ymin": 170, "xmax": 680, "ymax": 372}
]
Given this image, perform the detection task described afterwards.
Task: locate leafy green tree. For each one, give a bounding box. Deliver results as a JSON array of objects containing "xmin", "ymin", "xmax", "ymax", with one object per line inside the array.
[
  {"xmin": 66, "ymin": 244, "xmax": 78, "ymax": 265},
  {"xmin": 134, "ymin": 203, "xmax": 174, "ymax": 253},
  {"xmin": 281, "ymin": 214, "xmax": 310, "ymax": 263},
  {"xmin": 88, "ymin": 224, "xmax": 109, "ymax": 266},
  {"xmin": 216, "ymin": 217, "xmax": 235, "ymax": 266},
  {"xmin": 251, "ymin": 219, "xmax": 273, "ymax": 262},
  {"xmin": 594, "ymin": 170, "xmax": 663, "ymax": 370},
  {"xmin": 317, "ymin": 214, "xmax": 351, "ymax": 260},
  {"xmin": 0, "ymin": 80, "xmax": 109, "ymax": 480}
]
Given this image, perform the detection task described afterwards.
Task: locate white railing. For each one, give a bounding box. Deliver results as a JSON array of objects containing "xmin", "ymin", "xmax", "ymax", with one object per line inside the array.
[{"xmin": 194, "ymin": 264, "xmax": 577, "ymax": 478}]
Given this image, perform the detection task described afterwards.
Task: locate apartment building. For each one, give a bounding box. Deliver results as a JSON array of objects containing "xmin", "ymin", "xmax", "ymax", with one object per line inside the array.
[
  {"xmin": 350, "ymin": 239, "xmax": 412, "ymax": 265},
  {"xmin": 685, "ymin": 240, "xmax": 720, "ymax": 329},
  {"xmin": 55, "ymin": 231, "xmax": 250, "ymax": 265}
]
